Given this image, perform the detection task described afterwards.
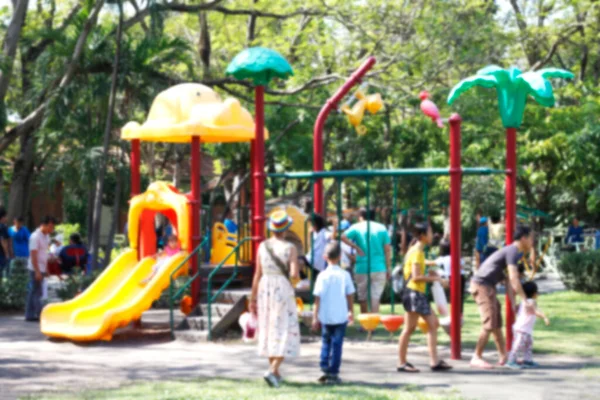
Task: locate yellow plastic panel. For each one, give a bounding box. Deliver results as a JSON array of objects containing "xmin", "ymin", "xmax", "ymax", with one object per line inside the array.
[
  {"xmin": 121, "ymin": 83, "xmax": 268, "ymax": 143},
  {"xmin": 41, "ymin": 252, "xmax": 188, "ymax": 341},
  {"xmin": 128, "ymin": 182, "xmax": 191, "ymax": 251}
]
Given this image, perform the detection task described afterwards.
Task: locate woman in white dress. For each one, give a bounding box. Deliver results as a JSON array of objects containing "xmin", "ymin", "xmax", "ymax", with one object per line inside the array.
[{"xmin": 250, "ymin": 210, "xmax": 300, "ymax": 388}]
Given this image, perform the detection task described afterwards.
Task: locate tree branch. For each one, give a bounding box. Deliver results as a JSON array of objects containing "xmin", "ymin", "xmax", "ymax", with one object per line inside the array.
[
  {"xmin": 214, "ymin": 6, "xmax": 323, "ymax": 19},
  {"xmin": 0, "ymin": 0, "xmax": 105, "ymax": 154},
  {"xmin": 24, "ymin": 3, "xmax": 82, "ymax": 63},
  {"xmin": 531, "ymin": 23, "xmax": 585, "ymax": 70}
]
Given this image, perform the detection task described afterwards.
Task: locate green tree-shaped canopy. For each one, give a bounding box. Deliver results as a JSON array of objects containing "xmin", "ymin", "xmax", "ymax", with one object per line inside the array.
[
  {"xmin": 447, "ymin": 65, "xmax": 574, "ymax": 128},
  {"xmin": 226, "ymin": 47, "xmax": 293, "ymax": 86}
]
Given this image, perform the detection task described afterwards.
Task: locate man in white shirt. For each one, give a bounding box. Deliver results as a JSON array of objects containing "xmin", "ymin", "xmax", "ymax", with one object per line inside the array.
[
  {"xmin": 25, "ymin": 216, "xmax": 56, "ymax": 322},
  {"xmin": 312, "ymin": 241, "xmax": 355, "ymax": 385}
]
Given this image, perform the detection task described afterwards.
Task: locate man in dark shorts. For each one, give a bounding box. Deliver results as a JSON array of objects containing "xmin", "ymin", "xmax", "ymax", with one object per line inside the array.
[{"xmin": 470, "ymin": 225, "xmax": 534, "ymax": 369}]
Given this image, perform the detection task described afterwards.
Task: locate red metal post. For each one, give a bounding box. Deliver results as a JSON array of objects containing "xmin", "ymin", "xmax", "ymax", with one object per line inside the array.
[
  {"xmin": 449, "ymin": 113, "xmax": 462, "ymax": 360},
  {"xmin": 250, "ymin": 139, "xmax": 257, "ymax": 264},
  {"xmin": 313, "ymin": 57, "xmax": 376, "ymax": 214},
  {"xmin": 505, "ymin": 127, "xmax": 517, "ymax": 350},
  {"xmin": 130, "ymin": 139, "xmax": 141, "ymax": 197},
  {"xmin": 190, "ymin": 136, "xmax": 201, "ymax": 307},
  {"xmin": 252, "ymin": 86, "xmax": 266, "ymax": 264}
]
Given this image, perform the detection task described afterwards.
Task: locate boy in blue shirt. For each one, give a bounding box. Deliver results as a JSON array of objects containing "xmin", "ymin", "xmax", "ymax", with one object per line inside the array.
[{"xmin": 312, "ymin": 241, "xmax": 355, "ymax": 385}]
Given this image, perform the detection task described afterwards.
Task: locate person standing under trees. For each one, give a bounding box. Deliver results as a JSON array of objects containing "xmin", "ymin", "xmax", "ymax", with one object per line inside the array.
[
  {"xmin": 25, "ymin": 216, "xmax": 56, "ymax": 322},
  {"xmin": 9, "ymin": 217, "xmax": 31, "ymax": 271},
  {"xmin": 469, "ymin": 225, "xmax": 535, "ymax": 369},
  {"xmin": 474, "ymin": 217, "xmax": 489, "ymax": 270},
  {"xmin": 341, "ymin": 208, "xmax": 389, "ymax": 313},
  {"xmin": 0, "ymin": 209, "xmax": 11, "ymax": 283},
  {"xmin": 250, "ymin": 211, "xmax": 301, "ymax": 388}
]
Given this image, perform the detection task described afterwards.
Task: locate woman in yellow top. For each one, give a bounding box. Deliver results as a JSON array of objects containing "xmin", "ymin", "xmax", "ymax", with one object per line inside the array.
[{"xmin": 397, "ymin": 223, "xmax": 452, "ymax": 373}]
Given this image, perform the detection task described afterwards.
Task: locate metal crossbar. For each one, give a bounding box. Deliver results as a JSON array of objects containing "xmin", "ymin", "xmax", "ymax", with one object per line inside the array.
[{"xmin": 269, "ymin": 167, "xmax": 505, "ymax": 180}]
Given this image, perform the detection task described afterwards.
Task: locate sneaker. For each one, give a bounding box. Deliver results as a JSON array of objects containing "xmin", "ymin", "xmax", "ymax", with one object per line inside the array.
[
  {"xmin": 522, "ymin": 360, "xmax": 540, "ymax": 368},
  {"xmin": 263, "ymin": 371, "xmax": 280, "ymax": 388},
  {"xmin": 327, "ymin": 375, "xmax": 342, "ymax": 385},
  {"xmin": 318, "ymin": 374, "xmax": 330, "ymax": 384},
  {"xmin": 505, "ymin": 361, "xmax": 523, "ymax": 370}
]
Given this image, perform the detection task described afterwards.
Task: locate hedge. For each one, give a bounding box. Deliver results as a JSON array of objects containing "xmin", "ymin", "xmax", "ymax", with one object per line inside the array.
[{"xmin": 557, "ymin": 250, "xmax": 600, "ymax": 293}]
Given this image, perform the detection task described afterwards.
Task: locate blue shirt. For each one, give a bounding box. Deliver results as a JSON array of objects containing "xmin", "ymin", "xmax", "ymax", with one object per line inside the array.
[
  {"xmin": 224, "ymin": 218, "xmax": 238, "ymax": 234},
  {"xmin": 344, "ymin": 221, "xmax": 391, "ymax": 275},
  {"xmin": 475, "ymin": 225, "xmax": 489, "ymax": 253},
  {"xmin": 566, "ymin": 225, "xmax": 584, "ymax": 244},
  {"xmin": 8, "ymin": 226, "xmax": 31, "ymax": 257},
  {"xmin": 313, "ymin": 264, "xmax": 355, "ymax": 325}
]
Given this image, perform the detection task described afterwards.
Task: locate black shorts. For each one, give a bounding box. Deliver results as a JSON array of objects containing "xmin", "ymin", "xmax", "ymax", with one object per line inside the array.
[{"xmin": 402, "ymin": 288, "xmax": 431, "ymax": 316}]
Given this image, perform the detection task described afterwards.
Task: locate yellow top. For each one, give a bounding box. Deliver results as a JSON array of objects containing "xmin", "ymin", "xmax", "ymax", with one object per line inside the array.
[
  {"xmin": 403, "ymin": 246, "xmax": 426, "ymax": 293},
  {"xmin": 121, "ymin": 83, "xmax": 268, "ymax": 143}
]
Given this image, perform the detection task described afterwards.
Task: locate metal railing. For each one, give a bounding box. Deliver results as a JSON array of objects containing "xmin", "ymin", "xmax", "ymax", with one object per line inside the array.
[
  {"xmin": 207, "ymin": 236, "xmax": 256, "ymax": 340},
  {"xmin": 169, "ymin": 238, "xmax": 208, "ymax": 339}
]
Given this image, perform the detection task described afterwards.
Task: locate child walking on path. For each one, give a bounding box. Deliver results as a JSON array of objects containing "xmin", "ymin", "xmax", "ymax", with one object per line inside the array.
[
  {"xmin": 312, "ymin": 241, "xmax": 355, "ymax": 385},
  {"xmin": 506, "ymin": 281, "xmax": 550, "ymax": 369}
]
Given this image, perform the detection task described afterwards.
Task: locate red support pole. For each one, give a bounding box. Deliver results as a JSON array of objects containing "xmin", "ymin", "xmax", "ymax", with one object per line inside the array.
[
  {"xmin": 505, "ymin": 127, "xmax": 517, "ymax": 350},
  {"xmin": 252, "ymin": 86, "xmax": 266, "ymax": 264},
  {"xmin": 190, "ymin": 136, "xmax": 201, "ymax": 307},
  {"xmin": 313, "ymin": 57, "xmax": 376, "ymax": 214},
  {"xmin": 130, "ymin": 139, "xmax": 141, "ymax": 197},
  {"xmin": 250, "ymin": 139, "xmax": 257, "ymax": 264},
  {"xmin": 449, "ymin": 113, "xmax": 462, "ymax": 360}
]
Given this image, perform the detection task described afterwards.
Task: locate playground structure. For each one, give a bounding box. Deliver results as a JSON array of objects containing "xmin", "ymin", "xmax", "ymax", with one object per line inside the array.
[
  {"xmin": 41, "ymin": 83, "xmax": 266, "ymax": 341},
  {"xmin": 37, "ymin": 47, "xmax": 574, "ymax": 362}
]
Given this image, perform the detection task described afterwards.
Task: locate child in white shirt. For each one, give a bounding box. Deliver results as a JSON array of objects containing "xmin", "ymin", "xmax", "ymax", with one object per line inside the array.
[
  {"xmin": 506, "ymin": 281, "xmax": 550, "ymax": 369},
  {"xmin": 312, "ymin": 241, "xmax": 355, "ymax": 385}
]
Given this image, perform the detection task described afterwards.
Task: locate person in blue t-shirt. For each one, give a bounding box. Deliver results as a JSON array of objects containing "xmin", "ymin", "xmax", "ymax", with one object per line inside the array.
[
  {"xmin": 565, "ymin": 218, "xmax": 584, "ymax": 244},
  {"xmin": 9, "ymin": 217, "xmax": 31, "ymax": 259},
  {"xmin": 223, "ymin": 209, "xmax": 238, "ymax": 234},
  {"xmin": 475, "ymin": 217, "xmax": 489, "ymax": 270}
]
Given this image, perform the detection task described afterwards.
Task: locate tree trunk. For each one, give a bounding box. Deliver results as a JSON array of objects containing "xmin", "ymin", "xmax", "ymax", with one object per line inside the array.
[
  {"xmin": 198, "ymin": 11, "xmax": 211, "ymax": 77},
  {"xmin": 7, "ymin": 132, "xmax": 35, "ymax": 221},
  {"xmin": 0, "ymin": 0, "xmax": 29, "ymax": 106},
  {"xmin": 104, "ymin": 168, "xmax": 122, "ymax": 268},
  {"xmin": 86, "ymin": 186, "xmax": 95, "ymax": 241},
  {"xmin": 90, "ymin": 0, "xmax": 123, "ymax": 270}
]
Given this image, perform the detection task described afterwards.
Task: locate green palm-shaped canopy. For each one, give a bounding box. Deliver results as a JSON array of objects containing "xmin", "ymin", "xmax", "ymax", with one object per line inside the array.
[
  {"xmin": 447, "ymin": 65, "xmax": 574, "ymax": 128},
  {"xmin": 226, "ymin": 47, "xmax": 293, "ymax": 86}
]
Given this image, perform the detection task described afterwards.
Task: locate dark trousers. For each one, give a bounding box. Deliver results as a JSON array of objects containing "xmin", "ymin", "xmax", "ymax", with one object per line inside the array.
[
  {"xmin": 320, "ymin": 323, "xmax": 347, "ymax": 376},
  {"xmin": 25, "ymin": 271, "xmax": 43, "ymax": 320},
  {"xmin": 444, "ymin": 274, "xmax": 467, "ymax": 314}
]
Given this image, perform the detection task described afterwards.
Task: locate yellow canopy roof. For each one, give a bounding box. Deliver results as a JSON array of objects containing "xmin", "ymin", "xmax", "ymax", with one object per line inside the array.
[{"xmin": 121, "ymin": 83, "xmax": 268, "ymax": 143}]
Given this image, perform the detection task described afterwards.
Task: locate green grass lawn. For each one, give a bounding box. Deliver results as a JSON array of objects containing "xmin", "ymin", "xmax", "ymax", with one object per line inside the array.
[
  {"xmin": 310, "ymin": 290, "xmax": 600, "ymax": 358},
  {"xmin": 21, "ymin": 378, "xmax": 462, "ymax": 400}
]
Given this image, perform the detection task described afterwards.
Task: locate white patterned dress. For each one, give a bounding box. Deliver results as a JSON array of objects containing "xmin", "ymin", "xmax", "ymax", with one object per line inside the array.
[{"xmin": 257, "ymin": 238, "xmax": 300, "ymax": 358}]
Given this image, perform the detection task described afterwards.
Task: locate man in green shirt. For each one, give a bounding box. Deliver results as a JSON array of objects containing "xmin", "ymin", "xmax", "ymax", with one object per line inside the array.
[{"xmin": 342, "ymin": 208, "xmax": 391, "ymax": 313}]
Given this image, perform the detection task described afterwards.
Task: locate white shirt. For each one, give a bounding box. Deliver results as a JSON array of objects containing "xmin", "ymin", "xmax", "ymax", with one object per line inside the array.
[
  {"xmin": 513, "ymin": 299, "xmax": 537, "ymax": 335},
  {"xmin": 434, "ymin": 255, "xmax": 465, "ymax": 277},
  {"xmin": 313, "ymin": 264, "xmax": 356, "ymax": 325},
  {"xmin": 307, "ymin": 229, "xmax": 329, "ymax": 272},
  {"xmin": 28, "ymin": 228, "xmax": 50, "ymax": 273}
]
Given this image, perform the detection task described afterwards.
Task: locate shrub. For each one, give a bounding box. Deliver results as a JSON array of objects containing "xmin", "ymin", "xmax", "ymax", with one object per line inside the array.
[
  {"xmin": 557, "ymin": 251, "xmax": 600, "ymax": 293},
  {"xmin": 0, "ymin": 258, "xmax": 29, "ymax": 311},
  {"xmin": 56, "ymin": 270, "xmax": 102, "ymax": 301}
]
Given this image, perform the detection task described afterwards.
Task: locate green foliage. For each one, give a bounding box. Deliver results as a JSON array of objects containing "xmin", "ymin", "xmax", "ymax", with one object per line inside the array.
[
  {"xmin": 56, "ymin": 270, "xmax": 102, "ymax": 301},
  {"xmin": 0, "ymin": 259, "xmax": 29, "ymax": 311},
  {"xmin": 558, "ymin": 251, "xmax": 600, "ymax": 294},
  {"xmin": 55, "ymin": 224, "xmax": 82, "ymax": 242}
]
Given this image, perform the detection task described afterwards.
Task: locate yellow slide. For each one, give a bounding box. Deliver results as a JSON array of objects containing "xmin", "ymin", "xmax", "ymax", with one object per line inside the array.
[{"xmin": 41, "ymin": 249, "xmax": 188, "ymax": 341}]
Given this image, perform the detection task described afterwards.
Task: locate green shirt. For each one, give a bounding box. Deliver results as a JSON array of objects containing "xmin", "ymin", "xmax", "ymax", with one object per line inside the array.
[{"xmin": 344, "ymin": 221, "xmax": 391, "ymax": 275}]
